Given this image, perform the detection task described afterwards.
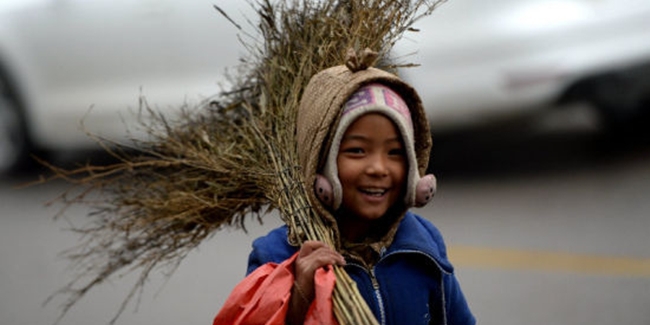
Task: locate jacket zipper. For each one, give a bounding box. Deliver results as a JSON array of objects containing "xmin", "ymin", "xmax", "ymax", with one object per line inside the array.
[
  {"xmin": 348, "ymin": 250, "xmax": 451, "ymax": 325},
  {"xmin": 347, "ymin": 262, "xmax": 387, "ymax": 325},
  {"xmin": 369, "ymin": 267, "xmax": 387, "ymax": 325}
]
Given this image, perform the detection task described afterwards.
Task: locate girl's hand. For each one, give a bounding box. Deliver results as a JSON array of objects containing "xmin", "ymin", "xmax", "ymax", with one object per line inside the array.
[
  {"xmin": 287, "ymin": 241, "xmax": 345, "ymax": 325},
  {"xmin": 294, "ymin": 241, "xmax": 346, "ymax": 301}
]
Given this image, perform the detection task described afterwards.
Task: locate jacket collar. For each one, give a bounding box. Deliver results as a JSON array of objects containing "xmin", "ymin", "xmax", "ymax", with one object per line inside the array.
[{"xmin": 386, "ymin": 211, "xmax": 454, "ymax": 273}]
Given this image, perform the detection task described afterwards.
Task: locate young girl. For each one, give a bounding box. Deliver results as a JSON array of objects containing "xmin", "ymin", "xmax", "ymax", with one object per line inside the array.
[{"xmin": 245, "ymin": 62, "xmax": 475, "ymax": 325}]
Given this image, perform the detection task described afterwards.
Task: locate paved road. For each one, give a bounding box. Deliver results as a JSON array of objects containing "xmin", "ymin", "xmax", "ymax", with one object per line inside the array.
[{"xmin": 1, "ymin": 106, "xmax": 649, "ymax": 325}]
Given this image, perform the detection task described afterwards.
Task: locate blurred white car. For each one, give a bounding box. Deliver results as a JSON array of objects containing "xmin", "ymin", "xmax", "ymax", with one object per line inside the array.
[
  {"xmin": 0, "ymin": 0, "xmax": 245, "ymax": 174},
  {"xmin": 1, "ymin": 0, "xmax": 650, "ymax": 175},
  {"xmin": 396, "ymin": 0, "xmax": 650, "ymax": 130}
]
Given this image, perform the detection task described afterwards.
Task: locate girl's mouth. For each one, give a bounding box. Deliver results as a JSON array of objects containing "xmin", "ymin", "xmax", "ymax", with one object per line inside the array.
[{"xmin": 360, "ymin": 188, "xmax": 387, "ymax": 196}]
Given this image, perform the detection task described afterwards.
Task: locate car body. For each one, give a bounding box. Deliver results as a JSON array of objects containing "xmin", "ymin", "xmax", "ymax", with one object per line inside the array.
[
  {"xmin": 1, "ymin": 0, "xmax": 650, "ymax": 174},
  {"xmin": 395, "ymin": 0, "xmax": 650, "ymax": 130},
  {"xmin": 0, "ymin": 0, "xmax": 245, "ymax": 173}
]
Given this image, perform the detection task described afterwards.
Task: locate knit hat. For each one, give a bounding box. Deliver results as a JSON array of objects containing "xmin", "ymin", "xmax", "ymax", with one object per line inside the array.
[
  {"xmin": 315, "ymin": 83, "xmax": 435, "ymax": 210},
  {"xmin": 314, "ymin": 84, "xmax": 437, "ymax": 210},
  {"xmin": 296, "ymin": 60, "xmax": 436, "ymax": 231}
]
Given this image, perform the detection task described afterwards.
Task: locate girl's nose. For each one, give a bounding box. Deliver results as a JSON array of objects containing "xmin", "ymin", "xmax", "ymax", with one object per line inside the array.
[{"xmin": 366, "ymin": 154, "xmax": 388, "ymax": 176}]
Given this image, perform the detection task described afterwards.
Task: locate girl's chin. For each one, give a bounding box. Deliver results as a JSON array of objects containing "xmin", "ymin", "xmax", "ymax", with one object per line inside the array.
[
  {"xmin": 353, "ymin": 207, "xmax": 389, "ymax": 221},
  {"xmin": 338, "ymin": 206, "xmax": 387, "ymax": 220}
]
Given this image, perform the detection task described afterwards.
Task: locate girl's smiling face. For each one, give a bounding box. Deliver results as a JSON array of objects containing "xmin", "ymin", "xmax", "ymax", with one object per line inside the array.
[{"xmin": 336, "ymin": 112, "xmax": 407, "ymax": 226}]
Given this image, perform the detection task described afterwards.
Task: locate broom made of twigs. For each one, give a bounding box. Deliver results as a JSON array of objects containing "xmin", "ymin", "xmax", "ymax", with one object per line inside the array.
[{"xmin": 34, "ymin": 1, "xmax": 446, "ymax": 324}]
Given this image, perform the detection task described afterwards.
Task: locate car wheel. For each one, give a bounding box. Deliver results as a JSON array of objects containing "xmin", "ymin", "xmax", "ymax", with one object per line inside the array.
[
  {"xmin": 588, "ymin": 65, "xmax": 650, "ymax": 134},
  {"xmin": 0, "ymin": 80, "xmax": 31, "ymax": 176}
]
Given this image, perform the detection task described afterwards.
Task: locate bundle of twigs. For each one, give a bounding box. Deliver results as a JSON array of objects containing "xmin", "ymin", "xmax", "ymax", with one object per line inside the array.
[{"xmin": 38, "ymin": 0, "xmax": 445, "ymax": 324}]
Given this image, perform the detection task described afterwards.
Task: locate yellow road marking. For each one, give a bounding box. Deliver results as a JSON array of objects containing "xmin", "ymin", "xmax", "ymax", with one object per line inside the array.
[{"xmin": 448, "ymin": 246, "xmax": 650, "ymax": 278}]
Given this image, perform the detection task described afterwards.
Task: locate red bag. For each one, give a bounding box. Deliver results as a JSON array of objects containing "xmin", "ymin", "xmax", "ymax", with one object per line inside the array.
[{"xmin": 213, "ymin": 252, "xmax": 339, "ymax": 325}]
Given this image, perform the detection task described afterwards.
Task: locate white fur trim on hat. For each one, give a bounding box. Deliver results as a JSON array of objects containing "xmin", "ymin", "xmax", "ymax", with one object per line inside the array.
[{"xmin": 318, "ymin": 83, "xmax": 433, "ymax": 210}]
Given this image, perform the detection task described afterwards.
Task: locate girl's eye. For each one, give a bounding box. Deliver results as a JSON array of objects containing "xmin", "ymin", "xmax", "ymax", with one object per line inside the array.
[
  {"xmin": 342, "ymin": 147, "xmax": 364, "ymax": 154},
  {"xmin": 389, "ymin": 148, "xmax": 405, "ymax": 156}
]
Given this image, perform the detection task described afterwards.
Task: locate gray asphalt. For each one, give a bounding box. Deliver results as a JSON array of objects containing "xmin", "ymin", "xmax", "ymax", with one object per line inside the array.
[{"xmin": 2, "ymin": 106, "xmax": 649, "ymax": 325}]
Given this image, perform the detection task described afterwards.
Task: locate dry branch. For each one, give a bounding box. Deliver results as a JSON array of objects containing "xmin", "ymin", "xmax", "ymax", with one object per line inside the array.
[{"xmin": 35, "ymin": 0, "xmax": 446, "ymax": 324}]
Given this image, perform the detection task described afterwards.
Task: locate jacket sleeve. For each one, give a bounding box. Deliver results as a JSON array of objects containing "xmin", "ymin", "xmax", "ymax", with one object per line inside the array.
[
  {"xmin": 443, "ymin": 272, "xmax": 476, "ymax": 325},
  {"xmin": 246, "ymin": 225, "xmax": 297, "ymax": 275},
  {"xmin": 246, "ymin": 240, "xmax": 267, "ymax": 275}
]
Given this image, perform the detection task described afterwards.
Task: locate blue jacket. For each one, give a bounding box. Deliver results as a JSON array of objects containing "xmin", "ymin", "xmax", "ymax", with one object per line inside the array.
[{"xmin": 247, "ymin": 211, "xmax": 476, "ymax": 325}]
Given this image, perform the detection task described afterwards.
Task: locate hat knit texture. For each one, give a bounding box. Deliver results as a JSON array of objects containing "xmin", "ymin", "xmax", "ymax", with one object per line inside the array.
[
  {"xmin": 323, "ymin": 83, "xmax": 419, "ymax": 210},
  {"xmin": 296, "ymin": 65, "xmax": 434, "ymax": 236}
]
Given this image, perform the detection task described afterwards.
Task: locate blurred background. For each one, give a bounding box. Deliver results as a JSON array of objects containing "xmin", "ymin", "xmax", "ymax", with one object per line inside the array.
[{"xmin": 1, "ymin": 0, "xmax": 649, "ymax": 324}]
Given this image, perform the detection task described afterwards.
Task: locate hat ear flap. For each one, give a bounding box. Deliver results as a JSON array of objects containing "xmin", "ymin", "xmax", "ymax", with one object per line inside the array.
[
  {"xmin": 414, "ymin": 174, "xmax": 437, "ymax": 207},
  {"xmin": 314, "ymin": 174, "xmax": 334, "ymax": 208}
]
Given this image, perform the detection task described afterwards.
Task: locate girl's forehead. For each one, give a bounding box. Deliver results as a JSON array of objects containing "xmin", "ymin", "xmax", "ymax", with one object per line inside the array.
[{"xmin": 342, "ymin": 113, "xmax": 402, "ymax": 138}]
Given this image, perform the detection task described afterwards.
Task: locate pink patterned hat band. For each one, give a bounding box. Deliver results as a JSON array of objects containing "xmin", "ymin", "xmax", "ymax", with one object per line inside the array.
[{"xmin": 342, "ymin": 83, "xmax": 413, "ymax": 130}]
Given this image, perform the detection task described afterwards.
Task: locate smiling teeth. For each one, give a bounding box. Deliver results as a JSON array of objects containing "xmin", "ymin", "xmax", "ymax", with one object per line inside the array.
[{"xmin": 362, "ymin": 188, "xmax": 386, "ymax": 195}]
